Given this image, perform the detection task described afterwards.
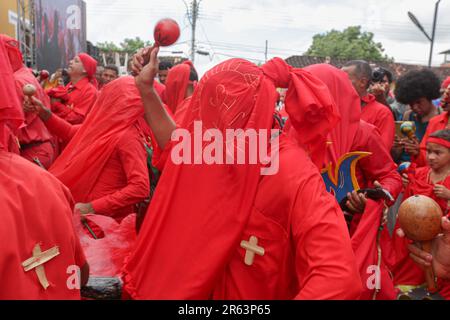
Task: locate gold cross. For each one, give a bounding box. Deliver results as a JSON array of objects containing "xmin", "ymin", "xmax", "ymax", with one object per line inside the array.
[
  {"xmin": 22, "ymin": 244, "xmax": 60, "ymax": 290},
  {"xmin": 240, "ymin": 236, "xmax": 265, "ymax": 266}
]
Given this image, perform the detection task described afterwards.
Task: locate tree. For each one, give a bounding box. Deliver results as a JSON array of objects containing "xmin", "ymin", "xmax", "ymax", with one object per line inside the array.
[
  {"xmin": 96, "ymin": 41, "xmax": 121, "ymax": 52},
  {"xmin": 120, "ymin": 37, "xmax": 152, "ymax": 53},
  {"xmin": 306, "ymin": 26, "xmax": 392, "ymax": 62},
  {"xmin": 96, "ymin": 37, "xmax": 152, "ymax": 53}
]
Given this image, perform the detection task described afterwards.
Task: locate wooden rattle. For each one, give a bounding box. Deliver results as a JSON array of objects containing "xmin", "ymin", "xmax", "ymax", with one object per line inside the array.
[{"xmin": 398, "ymin": 195, "xmax": 443, "ymax": 293}]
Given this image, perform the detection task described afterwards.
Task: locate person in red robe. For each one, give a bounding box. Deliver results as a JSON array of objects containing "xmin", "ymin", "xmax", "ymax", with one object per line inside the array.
[
  {"xmin": 302, "ymin": 64, "xmax": 403, "ymax": 300},
  {"xmin": 391, "ymin": 130, "xmax": 450, "ymax": 298},
  {"xmin": 0, "ymin": 35, "xmax": 57, "ymax": 169},
  {"xmin": 162, "ymin": 60, "xmax": 198, "ymax": 119},
  {"xmin": 29, "ymin": 78, "xmax": 151, "ymax": 224},
  {"xmin": 122, "ymin": 47, "xmax": 362, "ymax": 300},
  {"xmin": 52, "ymin": 53, "xmax": 98, "ymax": 125},
  {"xmin": 0, "ymin": 42, "xmax": 88, "ymax": 300},
  {"xmin": 342, "ymin": 60, "xmax": 395, "ymax": 151}
]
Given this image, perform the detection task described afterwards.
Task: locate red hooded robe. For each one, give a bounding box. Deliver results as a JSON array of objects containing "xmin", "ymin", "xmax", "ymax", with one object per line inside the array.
[
  {"xmin": 0, "ymin": 38, "xmax": 86, "ymax": 299},
  {"xmin": 122, "ymin": 58, "xmax": 362, "ymax": 300},
  {"xmin": 302, "ymin": 64, "xmax": 403, "ymax": 300},
  {"xmin": 49, "ymin": 78, "xmax": 150, "ymax": 223}
]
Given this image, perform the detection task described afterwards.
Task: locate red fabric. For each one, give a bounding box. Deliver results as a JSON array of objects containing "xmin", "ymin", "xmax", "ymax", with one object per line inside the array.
[
  {"xmin": 442, "ymin": 77, "xmax": 450, "ymax": 89},
  {"xmin": 13, "ymin": 67, "xmax": 55, "ymax": 168},
  {"xmin": 303, "ymin": 64, "xmax": 361, "ymax": 166},
  {"xmin": 75, "ymin": 214, "xmax": 137, "ymax": 277},
  {"xmin": 0, "ymin": 34, "xmax": 23, "ymax": 72},
  {"xmin": 351, "ymin": 122, "xmax": 401, "ymax": 199},
  {"xmin": 305, "ymin": 65, "xmax": 402, "ymax": 300},
  {"xmin": 0, "ymin": 151, "xmax": 86, "ymax": 299},
  {"xmin": 162, "ymin": 63, "xmax": 191, "ymax": 113},
  {"xmin": 0, "ymin": 34, "xmax": 23, "ymax": 152},
  {"xmin": 389, "ymin": 166, "xmax": 450, "ymax": 290},
  {"xmin": 265, "ymin": 60, "xmax": 340, "ymax": 168},
  {"xmin": 78, "ymin": 53, "xmax": 98, "ymax": 88},
  {"xmin": 123, "ymin": 58, "xmax": 357, "ymax": 300},
  {"xmin": 361, "ymin": 94, "xmax": 395, "ymax": 151},
  {"xmin": 210, "ymin": 138, "xmax": 362, "ymax": 300},
  {"xmin": 350, "ymin": 121, "xmax": 402, "ymax": 300},
  {"xmin": 415, "ymin": 112, "xmax": 449, "ymax": 167},
  {"xmin": 47, "ymin": 86, "xmax": 69, "ymax": 102},
  {"xmin": 45, "ymin": 113, "xmax": 80, "ymax": 145},
  {"xmin": 59, "ymin": 78, "xmax": 98, "ymax": 125},
  {"xmin": 49, "ymin": 77, "xmax": 150, "ymax": 222},
  {"xmin": 405, "ymin": 166, "xmax": 450, "ymax": 217}
]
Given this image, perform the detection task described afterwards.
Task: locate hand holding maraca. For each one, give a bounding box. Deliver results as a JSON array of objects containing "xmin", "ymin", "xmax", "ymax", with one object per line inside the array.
[
  {"xmin": 397, "ymin": 195, "xmax": 444, "ymax": 292},
  {"xmin": 398, "ymin": 216, "xmax": 450, "ymax": 281},
  {"xmin": 132, "ymin": 18, "xmax": 180, "ymax": 78}
]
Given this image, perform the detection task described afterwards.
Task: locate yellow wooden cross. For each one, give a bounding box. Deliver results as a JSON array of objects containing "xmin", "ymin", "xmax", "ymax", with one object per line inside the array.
[
  {"xmin": 22, "ymin": 244, "xmax": 60, "ymax": 290},
  {"xmin": 240, "ymin": 236, "xmax": 265, "ymax": 266}
]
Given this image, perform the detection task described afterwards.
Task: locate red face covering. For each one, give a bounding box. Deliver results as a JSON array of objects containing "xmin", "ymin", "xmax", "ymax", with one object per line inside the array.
[
  {"xmin": 162, "ymin": 63, "xmax": 191, "ymax": 113},
  {"xmin": 303, "ymin": 64, "xmax": 361, "ymax": 167},
  {"xmin": 0, "ymin": 35, "xmax": 23, "ymax": 72},
  {"xmin": 264, "ymin": 59, "xmax": 340, "ymax": 168},
  {"xmin": 0, "ymin": 34, "xmax": 24, "ymax": 151},
  {"xmin": 122, "ymin": 58, "xmax": 339, "ymax": 299},
  {"xmin": 49, "ymin": 76, "xmax": 147, "ymax": 202},
  {"xmin": 78, "ymin": 53, "xmax": 98, "ymax": 88}
]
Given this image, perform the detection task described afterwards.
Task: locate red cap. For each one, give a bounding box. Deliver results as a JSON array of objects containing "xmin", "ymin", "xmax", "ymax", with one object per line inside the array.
[{"xmin": 78, "ymin": 53, "xmax": 97, "ymax": 79}]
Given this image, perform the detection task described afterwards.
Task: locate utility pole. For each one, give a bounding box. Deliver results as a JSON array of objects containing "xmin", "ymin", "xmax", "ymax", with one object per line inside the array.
[
  {"xmin": 187, "ymin": 0, "xmax": 200, "ymax": 63},
  {"xmin": 17, "ymin": 0, "xmax": 36, "ymax": 68},
  {"xmin": 265, "ymin": 40, "xmax": 268, "ymax": 62},
  {"xmin": 429, "ymin": 0, "xmax": 441, "ymax": 68},
  {"xmin": 408, "ymin": 0, "xmax": 441, "ymax": 68}
]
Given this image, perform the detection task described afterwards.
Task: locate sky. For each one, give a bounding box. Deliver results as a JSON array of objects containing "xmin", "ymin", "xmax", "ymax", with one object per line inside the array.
[{"xmin": 84, "ymin": 0, "xmax": 450, "ymax": 76}]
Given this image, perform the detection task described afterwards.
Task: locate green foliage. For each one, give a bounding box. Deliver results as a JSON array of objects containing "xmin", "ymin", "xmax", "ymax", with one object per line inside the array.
[
  {"xmin": 96, "ymin": 41, "xmax": 121, "ymax": 52},
  {"xmin": 306, "ymin": 26, "xmax": 393, "ymax": 62},
  {"xmin": 96, "ymin": 37, "xmax": 152, "ymax": 53}
]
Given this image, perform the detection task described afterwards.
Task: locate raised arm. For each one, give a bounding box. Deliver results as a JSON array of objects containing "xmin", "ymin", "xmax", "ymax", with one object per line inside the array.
[{"xmin": 133, "ymin": 46, "xmax": 176, "ymax": 150}]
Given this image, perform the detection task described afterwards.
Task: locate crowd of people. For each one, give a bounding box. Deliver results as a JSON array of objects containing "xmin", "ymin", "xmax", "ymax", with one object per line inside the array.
[{"xmin": 1, "ymin": 32, "xmax": 450, "ymax": 300}]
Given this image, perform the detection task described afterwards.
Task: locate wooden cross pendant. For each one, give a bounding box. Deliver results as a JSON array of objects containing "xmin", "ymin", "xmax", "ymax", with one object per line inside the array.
[
  {"xmin": 22, "ymin": 244, "xmax": 60, "ymax": 290},
  {"xmin": 240, "ymin": 236, "xmax": 265, "ymax": 266}
]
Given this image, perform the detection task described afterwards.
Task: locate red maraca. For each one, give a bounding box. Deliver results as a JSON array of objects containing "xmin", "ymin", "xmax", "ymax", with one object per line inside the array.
[
  {"xmin": 39, "ymin": 70, "xmax": 50, "ymax": 81},
  {"xmin": 132, "ymin": 18, "xmax": 181, "ymax": 77},
  {"xmin": 154, "ymin": 18, "xmax": 180, "ymax": 47},
  {"xmin": 398, "ymin": 195, "xmax": 443, "ymax": 293}
]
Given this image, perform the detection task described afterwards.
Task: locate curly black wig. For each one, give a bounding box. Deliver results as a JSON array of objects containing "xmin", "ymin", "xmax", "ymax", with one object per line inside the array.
[{"xmin": 394, "ymin": 69, "xmax": 441, "ymax": 105}]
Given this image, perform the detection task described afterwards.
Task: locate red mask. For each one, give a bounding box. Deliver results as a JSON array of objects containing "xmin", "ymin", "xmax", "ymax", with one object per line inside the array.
[{"xmin": 0, "ymin": 35, "xmax": 24, "ymax": 72}]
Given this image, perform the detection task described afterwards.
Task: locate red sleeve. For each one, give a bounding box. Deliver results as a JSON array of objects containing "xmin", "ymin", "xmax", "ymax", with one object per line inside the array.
[
  {"xmin": 45, "ymin": 114, "xmax": 80, "ymax": 144},
  {"xmin": 358, "ymin": 124, "xmax": 403, "ymax": 199},
  {"xmin": 91, "ymin": 129, "xmax": 150, "ymax": 214},
  {"xmin": 376, "ymin": 109, "xmax": 395, "ymax": 151},
  {"xmin": 293, "ymin": 160, "xmax": 363, "ymax": 300},
  {"xmin": 66, "ymin": 87, "xmax": 98, "ymax": 125}
]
